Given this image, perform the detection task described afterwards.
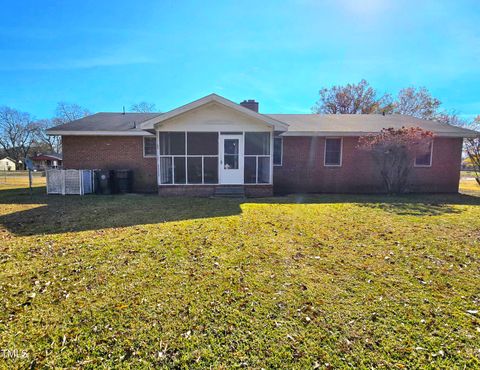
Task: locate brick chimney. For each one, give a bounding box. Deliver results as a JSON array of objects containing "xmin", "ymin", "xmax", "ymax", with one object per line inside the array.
[{"xmin": 240, "ymin": 99, "xmax": 259, "ymax": 112}]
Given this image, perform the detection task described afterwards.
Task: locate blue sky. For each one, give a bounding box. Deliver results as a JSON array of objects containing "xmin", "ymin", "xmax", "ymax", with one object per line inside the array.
[{"xmin": 0, "ymin": 0, "xmax": 479, "ymax": 120}]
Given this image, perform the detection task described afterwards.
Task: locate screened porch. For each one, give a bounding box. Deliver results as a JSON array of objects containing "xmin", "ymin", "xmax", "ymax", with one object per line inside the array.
[{"xmin": 157, "ymin": 131, "xmax": 273, "ymax": 185}]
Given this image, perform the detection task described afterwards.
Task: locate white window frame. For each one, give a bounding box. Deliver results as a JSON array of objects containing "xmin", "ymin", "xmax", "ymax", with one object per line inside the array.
[
  {"xmin": 414, "ymin": 140, "xmax": 434, "ymax": 168},
  {"xmin": 324, "ymin": 137, "xmax": 343, "ymax": 167},
  {"xmin": 273, "ymin": 136, "xmax": 283, "ymax": 166},
  {"xmin": 143, "ymin": 136, "xmax": 157, "ymax": 158}
]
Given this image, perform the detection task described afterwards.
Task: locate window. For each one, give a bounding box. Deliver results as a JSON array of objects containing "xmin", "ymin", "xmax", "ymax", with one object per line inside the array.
[
  {"xmin": 324, "ymin": 138, "xmax": 342, "ymax": 166},
  {"xmin": 273, "ymin": 137, "xmax": 283, "ymax": 166},
  {"xmin": 415, "ymin": 141, "xmax": 433, "ymax": 167},
  {"xmin": 224, "ymin": 139, "xmax": 239, "ymax": 169},
  {"xmin": 143, "ymin": 137, "xmax": 156, "ymax": 157}
]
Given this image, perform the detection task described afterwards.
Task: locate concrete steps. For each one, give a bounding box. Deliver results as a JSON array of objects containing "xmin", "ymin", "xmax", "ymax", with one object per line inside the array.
[{"xmin": 213, "ymin": 186, "xmax": 245, "ymax": 198}]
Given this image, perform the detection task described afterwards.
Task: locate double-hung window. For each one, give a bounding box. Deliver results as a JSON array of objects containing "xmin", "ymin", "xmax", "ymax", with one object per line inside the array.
[
  {"xmin": 415, "ymin": 141, "xmax": 433, "ymax": 167},
  {"xmin": 324, "ymin": 138, "xmax": 342, "ymax": 166},
  {"xmin": 143, "ymin": 137, "xmax": 156, "ymax": 157}
]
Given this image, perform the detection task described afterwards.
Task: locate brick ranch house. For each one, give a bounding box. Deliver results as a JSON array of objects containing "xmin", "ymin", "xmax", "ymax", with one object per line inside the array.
[{"xmin": 47, "ymin": 94, "xmax": 478, "ymax": 196}]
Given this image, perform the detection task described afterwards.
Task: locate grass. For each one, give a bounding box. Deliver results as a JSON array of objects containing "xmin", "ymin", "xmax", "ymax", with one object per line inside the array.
[
  {"xmin": 0, "ymin": 178, "xmax": 479, "ymax": 368},
  {"xmin": 461, "ymin": 170, "xmax": 479, "ymax": 179}
]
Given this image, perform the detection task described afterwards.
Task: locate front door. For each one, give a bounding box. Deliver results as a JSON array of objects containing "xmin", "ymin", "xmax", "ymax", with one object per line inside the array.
[{"xmin": 219, "ymin": 134, "xmax": 244, "ymax": 184}]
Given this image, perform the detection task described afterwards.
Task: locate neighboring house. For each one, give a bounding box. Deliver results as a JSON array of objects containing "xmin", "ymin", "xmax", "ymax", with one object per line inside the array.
[
  {"xmin": 47, "ymin": 93, "xmax": 479, "ymax": 195},
  {"xmin": 0, "ymin": 157, "xmax": 16, "ymax": 171},
  {"xmin": 31, "ymin": 153, "xmax": 63, "ymax": 170}
]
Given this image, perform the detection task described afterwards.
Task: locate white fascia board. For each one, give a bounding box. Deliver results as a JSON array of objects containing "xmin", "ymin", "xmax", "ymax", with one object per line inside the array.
[
  {"xmin": 47, "ymin": 130, "xmax": 154, "ymax": 136},
  {"xmin": 280, "ymin": 131, "xmax": 479, "ymax": 138},
  {"xmin": 140, "ymin": 93, "xmax": 289, "ymax": 131},
  {"xmin": 279, "ymin": 131, "xmax": 376, "ymax": 137}
]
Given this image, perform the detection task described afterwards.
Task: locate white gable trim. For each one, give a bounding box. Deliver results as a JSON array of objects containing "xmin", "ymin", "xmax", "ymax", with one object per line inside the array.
[
  {"xmin": 140, "ymin": 94, "xmax": 289, "ymax": 131},
  {"xmin": 47, "ymin": 130, "xmax": 154, "ymax": 136},
  {"xmin": 280, "ymin": 131, "xmax": 478, "ymax": 138}
]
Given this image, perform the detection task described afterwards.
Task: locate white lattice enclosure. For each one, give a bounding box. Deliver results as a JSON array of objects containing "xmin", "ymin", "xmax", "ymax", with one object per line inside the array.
[{"xmin": 46, "ymin": 169, "xmax": 94, "ymax": 195}]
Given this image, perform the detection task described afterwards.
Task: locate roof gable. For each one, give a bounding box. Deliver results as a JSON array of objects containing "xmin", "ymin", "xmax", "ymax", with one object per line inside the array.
[
  {"xmin": 140, "ymin": 94, "xmax": 288, "ymax": 131},
  {"xmin": 0, "ymin": 156, "xmax": 15, "ymax": 162}
]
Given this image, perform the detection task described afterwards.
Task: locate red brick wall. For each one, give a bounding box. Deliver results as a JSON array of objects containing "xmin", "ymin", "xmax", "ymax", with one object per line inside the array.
[
  {"xmin": 62, "ymin": 135, "xmax": 463, "ymax": 195},
  {"xmin": 62, "ymin": 136, "xmax": 157, "ymax": 192},
  {"xmin": 158, "ymin": 185, "xmax": 273, "ymax": 197},
  {"xmin": 273, "ymin": 136, "xmax": 463, "ymax": 194}
]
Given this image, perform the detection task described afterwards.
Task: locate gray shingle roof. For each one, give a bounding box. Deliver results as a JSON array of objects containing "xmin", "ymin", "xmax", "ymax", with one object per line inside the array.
[
  {"xmin": 47, "ymin": 111, "xmax": 478, "ymax": 138},
  {"xmin": 47, "ymin": 112, "xmax": 161, "ymax": 134},
  {"xmin": 266, "ymin": 114, "xmax": 478, "ymax": 137},
  {"xmin": 32, "ymin": 152, "xmax": 63, "ymax": 160}
]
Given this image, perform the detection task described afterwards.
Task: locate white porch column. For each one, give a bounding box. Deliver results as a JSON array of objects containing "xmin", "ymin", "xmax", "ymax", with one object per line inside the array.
[
  {"xmin": 270, "ymin": 129, "xmax": 274, "ymax": 184},
  {"xmin": 156, "ymin": 130, "xmax": 160, "ymax": 186}
]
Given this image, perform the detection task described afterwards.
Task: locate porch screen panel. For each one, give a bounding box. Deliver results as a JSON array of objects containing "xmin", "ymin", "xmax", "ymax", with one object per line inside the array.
[
  {"xmin": 244, "ymin": 132, "xmax": 271, "ymax": 184},
  {"xmin": 159, "ymin": 132, "xmax": 185, "ymax": 155},
  {"xmin": 245, "ymin": 132, "xmax": 270, "ymax": 155},
  {"xmin": 174, "ymin": 157, "xmax": 186, "ymax": 184},
  {"xmin": 187, "ymin": 157, "xmax": 203, "ymax": 184},
  {"xmin": 258, "ymin": 157, "xmax": 270, "ymax": 183},
  {"xmin": 204, "ymin": 157, "xmax": 218, "ymax": 184},
  {"xmin": 159, "ymin": 157, "xmax": 173, "ymax": 184},
  {"xmin": 187, "ymin": 132, "xmax": 218, "ymax": 155},
  {"xmin": 244, "ymin": 157, "xmax": 257, "ymax": 184}
]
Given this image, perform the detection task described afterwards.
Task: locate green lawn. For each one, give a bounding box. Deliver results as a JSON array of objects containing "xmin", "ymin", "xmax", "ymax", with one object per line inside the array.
[{"xmin": 1, "ymin": 181, "xmax": 479, "ymax": 368}]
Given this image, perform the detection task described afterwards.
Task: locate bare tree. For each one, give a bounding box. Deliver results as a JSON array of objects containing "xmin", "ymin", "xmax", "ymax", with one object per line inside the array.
[
  {"xmin": 464, "ymin": 116, "xmax": 480, "ymax": 185},
  {"xmin": 394, "ymin": 87, "xmax": 442, "ymax": 119},
  {"xmin": 34, "ymin": 119, "xmax": 62, "ymax": 153},
  {"xmin": 312, "ymin": 79, "xmax": 393, "ymax": 114},
  {"xmin": 435, "ymin": 111, "xmax": 467, "ymax": 126},
  {"xmin": 130, "ymin": 101, "xmax": 157, "ymax": 113},
  {"xmin": 0, "ymin": 106, "xmax": 39, "ymax": 168},
  {"xmin": 358, "ymin": 127, "xmax": 434, "ymax": 193},
  {"xmin": 54, "ymin": 102, "xmax": 90, "ymax": 124},
  {"xmin": 35, "ymin": 102, "xmax": 90, "ymax": 154}
]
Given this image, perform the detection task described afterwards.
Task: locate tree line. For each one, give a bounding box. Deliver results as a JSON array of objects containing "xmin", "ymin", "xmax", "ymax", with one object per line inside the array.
[
  {"xmin": 312, "ymin": 79, "xmax": 476, "ymax": 125},
  {"xmin": 0, "ymin": 101, "xmax": 157, "ymax": 169}
]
